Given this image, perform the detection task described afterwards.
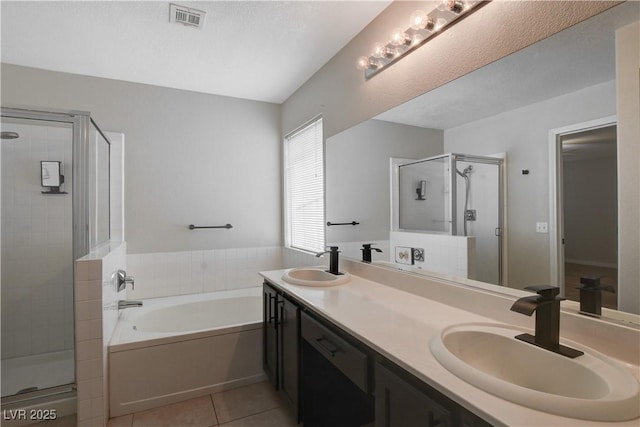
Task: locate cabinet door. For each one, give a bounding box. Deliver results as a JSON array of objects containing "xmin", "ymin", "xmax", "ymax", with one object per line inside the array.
[
  {"xmin": 375, "ymin": 363, "xmax": 451, "ymax": 427},
  {"xmin": 263, "ymin": 283, "xmax": 279, "ymax": 388},
  {"xmin": 279, "ymin": 297, "xmax": 299, "ymax": 416}
]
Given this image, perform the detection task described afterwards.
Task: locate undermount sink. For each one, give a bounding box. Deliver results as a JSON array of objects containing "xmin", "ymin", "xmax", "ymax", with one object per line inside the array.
[
  {"xmin": 281, "ymin": 268, "xmax": 350, "ymax": 287},
  {"xmin": 429, "ymin": 322, "xmax": 640, "ymax": 422}
]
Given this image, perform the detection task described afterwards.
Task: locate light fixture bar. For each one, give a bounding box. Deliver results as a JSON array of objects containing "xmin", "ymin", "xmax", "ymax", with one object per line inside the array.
[{"xmin": 358, "ymin": 1, "xmax": 488, "ymax": 80}]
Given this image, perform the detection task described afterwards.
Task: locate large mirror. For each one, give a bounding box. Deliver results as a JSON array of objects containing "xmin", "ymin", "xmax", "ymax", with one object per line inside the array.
[{"xmin": 326, "ymin": 2, "xmax": 639, "ymax": 318}]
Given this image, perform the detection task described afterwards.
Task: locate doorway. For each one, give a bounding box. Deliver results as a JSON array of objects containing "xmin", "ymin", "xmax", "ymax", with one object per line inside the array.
[{"xmin": 550, "ymin": 118, "xmax": 618, "ymax": 308}]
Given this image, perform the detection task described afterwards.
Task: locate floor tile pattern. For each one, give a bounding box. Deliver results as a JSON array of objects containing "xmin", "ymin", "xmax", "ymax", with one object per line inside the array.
[{"xmin": 106, "ymin": 381, "xmax": 296, "ymax": 427}]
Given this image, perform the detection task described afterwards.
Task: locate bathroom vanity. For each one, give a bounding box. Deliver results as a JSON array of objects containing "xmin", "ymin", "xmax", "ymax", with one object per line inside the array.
[
  {"xmin": 260, "ymin": 265, "xmax": 640, "ymax": 427},
  {"xmin": 263, "ymin": 280, "xmax": 488, "ymax": 427}
]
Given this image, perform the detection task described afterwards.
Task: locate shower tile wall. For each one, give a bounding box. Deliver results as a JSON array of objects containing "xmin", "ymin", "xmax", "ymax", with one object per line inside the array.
[
  {"xmin": 127, "ymin": 246, "xmax": 286, "ymax": 300},
  {"xmin": 1, "ymin": 122, "xmax": 74, "ymax": 360}
]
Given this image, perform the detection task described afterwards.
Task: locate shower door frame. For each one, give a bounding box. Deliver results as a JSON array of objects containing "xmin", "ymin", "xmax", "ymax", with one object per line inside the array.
[
  {"xmin": 393, "ymin": 153, "xmax": 506, "ymax": 285},
  {"xmin": 451, "ymin": 153, "xmax": 505, "ymax": 286},
  {"xmin": 1, "ymin": 106, "xmax": 94, "ymax": 403}
]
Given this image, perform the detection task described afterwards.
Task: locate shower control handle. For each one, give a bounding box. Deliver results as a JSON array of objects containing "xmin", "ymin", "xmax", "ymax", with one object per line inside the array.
[{"xmin": 117, "ymin": 269, "xmax": 135, "ymax": 292}]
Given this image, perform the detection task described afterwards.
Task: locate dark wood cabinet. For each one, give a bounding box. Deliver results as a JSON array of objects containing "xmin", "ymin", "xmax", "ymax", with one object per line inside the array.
[
  {"xmin": 263, "ymin": 283, "xmax": 279, "ymax": 387},
  {"xmin": 375, "ymin": 363, "xmax": 451, "ymax": 427},
  {"xmin": 263, "ymin": 279, "xmax": 492, "ymax": 427},
  {"xmin": 375, "ymin": 362, "xmax": 492, "ymax": 427},
  {"xmin": 279, "ymin": 296, "xmax": 299, "ymax": 414},
  {"xmin": 263, "ymin": 282, "xmax": 300, "ymax": 418}
]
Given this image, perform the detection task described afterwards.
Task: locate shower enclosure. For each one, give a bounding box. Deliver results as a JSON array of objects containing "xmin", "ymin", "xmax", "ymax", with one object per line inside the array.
[
  {"xmin": 393, "ymin": 153, "xmax": 504, "ymax": 285},
  {"xmin": 1, "ymin": 107, "xmax": 111, "ymax": 411}
]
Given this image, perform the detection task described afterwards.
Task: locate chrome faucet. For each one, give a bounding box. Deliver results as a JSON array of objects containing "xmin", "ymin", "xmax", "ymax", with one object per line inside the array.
[
  {"xmin": 117, "ymin": 269, "xmax": 135, "ymax": 292},
  {"xmin": 118, "ymin": 300, "xmax": 143, "ymax": 310},
  {"xmin": 361, "ymin": 243, "xmax": 382, "ymax": 263},
  {"xmin": 510, "ymin": 285, "xmax": 583, "ymax": 358},
  {"xmin": 315, "ymin": 246, "xmax": 342, "ymax": 275}
]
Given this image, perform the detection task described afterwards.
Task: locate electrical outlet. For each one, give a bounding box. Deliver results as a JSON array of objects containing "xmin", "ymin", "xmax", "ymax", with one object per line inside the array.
[
  {"xmin": 412, "ymin": 248, "xmax": 425, "ymax": 262},
  {"xmin": 536, "ymin": 222, "xmax": 548, "ymax": 233}
]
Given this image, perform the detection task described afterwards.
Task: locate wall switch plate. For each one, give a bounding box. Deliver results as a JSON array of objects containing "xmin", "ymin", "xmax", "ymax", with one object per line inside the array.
[
  {"xmin": 412, "ymin": 248, "xmax": 425, "ymax": 262},
  {"xmin": 395, "ymin": 246, "xmax": 414, "ymax": 265},
  {"xmin": 536, "ymin": 222, "xmax": 548, "ymax": 233}
]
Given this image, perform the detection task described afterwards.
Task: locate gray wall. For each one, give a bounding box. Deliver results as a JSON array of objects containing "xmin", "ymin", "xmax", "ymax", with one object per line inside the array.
[
  {"xmin": 563, "ymin": 155, "xmax": 617, "ymax": 266},
  {"xmin": 1, "ymin": 65, "xmax": 282, "ymax": 254},
  {"xmin": 444, "ymin": 81, "xmax": 616, "ymax": 289},
  {"xmin": 326, "ymin": 119, "xmax": 443, "ymax": 244}
]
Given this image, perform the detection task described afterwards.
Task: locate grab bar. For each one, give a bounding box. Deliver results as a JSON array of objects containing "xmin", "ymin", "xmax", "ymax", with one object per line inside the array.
[
  {"xmin": 188, "ymin": 224, "xmax": 233, "ymax": 230},
  {"xmin": 326, "ymin": 221, "xmax": 359, "ymax": 226}
]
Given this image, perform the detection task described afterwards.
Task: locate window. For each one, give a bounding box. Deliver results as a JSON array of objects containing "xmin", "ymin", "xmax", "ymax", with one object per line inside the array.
[{"xmin": 284, "ymin": 117, "xmax": 324, "ymax": 253}]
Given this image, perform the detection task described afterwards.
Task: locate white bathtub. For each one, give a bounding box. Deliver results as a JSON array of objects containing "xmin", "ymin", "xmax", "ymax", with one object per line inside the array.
[{"xmin": 108, "ymin": 287, "xmax": 265, "ymax": 417}]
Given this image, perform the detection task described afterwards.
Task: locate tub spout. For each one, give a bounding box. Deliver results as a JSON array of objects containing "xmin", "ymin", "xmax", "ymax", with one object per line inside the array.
[{"xmin": 118, "ymin": 300, "xmax": 143, "ymax": 310}]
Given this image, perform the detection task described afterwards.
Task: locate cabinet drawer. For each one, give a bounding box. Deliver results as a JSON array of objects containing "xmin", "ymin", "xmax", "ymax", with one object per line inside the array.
[{"xmin": 301, "ymin": 312, "xmax": 369, "ymax": 392}]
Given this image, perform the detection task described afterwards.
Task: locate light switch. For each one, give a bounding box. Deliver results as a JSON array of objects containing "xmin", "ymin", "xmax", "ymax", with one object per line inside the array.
[{"xmin": 536, "ymin": 222, "xmax": 548, "ymax": 233}]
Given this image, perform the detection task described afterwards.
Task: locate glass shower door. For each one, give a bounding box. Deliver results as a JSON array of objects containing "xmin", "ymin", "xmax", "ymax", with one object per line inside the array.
[
  {"xmin": 452, "ymin": 154, "xmax": 503, "ymax": 285},
  {"xmin": 397, "ymin": 155, "xmax": 451, "ymax": 233},
  {"xmin": 1, "ymin": 116, "xmax": 76, "ymax": 399}
]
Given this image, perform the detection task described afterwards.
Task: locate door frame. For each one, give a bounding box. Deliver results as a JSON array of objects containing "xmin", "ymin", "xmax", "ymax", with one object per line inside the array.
[{"xmin": 548, "ymin": 115, "xmax": 617, "ymax": 296}]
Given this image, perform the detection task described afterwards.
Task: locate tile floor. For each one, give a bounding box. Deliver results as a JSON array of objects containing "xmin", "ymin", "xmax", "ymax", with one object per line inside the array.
[
  {"xmin": 107, "ymin": 381, "xmax": 297, "ymax": 427},
  {"xmin": 28, "ymin": 381, "xmax": 296, "ymax": 427}
]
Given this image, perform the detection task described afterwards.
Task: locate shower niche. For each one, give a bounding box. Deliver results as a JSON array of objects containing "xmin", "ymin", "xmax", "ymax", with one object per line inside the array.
[{"xmin": 391, "ymin": 153, "xmax": 505, "ymax": 285}]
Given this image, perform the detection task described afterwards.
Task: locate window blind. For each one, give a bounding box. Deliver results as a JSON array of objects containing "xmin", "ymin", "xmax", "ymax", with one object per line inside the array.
[{"xmin": 284, "ymin": 118, "xmax": 324, "ymax": 253}]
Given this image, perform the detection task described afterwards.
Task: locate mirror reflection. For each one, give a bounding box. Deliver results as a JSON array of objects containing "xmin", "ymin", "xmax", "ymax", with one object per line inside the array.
[{"xmin": 325, "ymin": 3, "xmax": 639, "ymax": 316}]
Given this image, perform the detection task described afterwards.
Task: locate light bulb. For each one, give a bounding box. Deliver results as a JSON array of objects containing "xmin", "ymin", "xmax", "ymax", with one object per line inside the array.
[
  {"xmin": 390, "ymin": 27, "xmax": 410, "ymax": 46},
  {"xmin": 409, "ymin": 10, "xmax": 427, "ymax": 30},
  {"xmin": 435, "ymin": 18, "xmax": 447, "ymax": 31},
  {"xmin": 411, "ymin": 33, "xmax": 424, "ymax": 47},
  {"xmin": 436, "ymin": 0, "xmax": 448, "ymax": 12},
  {"xmin": 356, "ymin": 56, "xmax": 376, "ymax": 71},
  {"xmin": 447, "ymin": 0, "xmax": 465, "ymax": 14},
  {"xmin": 372, "ymin": 42, "xmax": 393, "ymax": 59}
]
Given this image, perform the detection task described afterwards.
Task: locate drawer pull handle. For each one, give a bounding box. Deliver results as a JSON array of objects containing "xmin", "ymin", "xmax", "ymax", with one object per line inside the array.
[
  {"xmin": 316, "ymin": 337, "xmax": 339, "ymax": 357},
  {"xmin": 268, "ymin": 294, "xmax": 276, "ymax": 324}
]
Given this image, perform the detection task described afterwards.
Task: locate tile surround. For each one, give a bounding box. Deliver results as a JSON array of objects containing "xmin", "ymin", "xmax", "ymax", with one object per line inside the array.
[
  {"xmin": 75, "ymin": 241, "xmax": 127, "ymax": 427},
  {"xmin": 127, "ymin": 246, "xmax": 319, "ymax": 300}
]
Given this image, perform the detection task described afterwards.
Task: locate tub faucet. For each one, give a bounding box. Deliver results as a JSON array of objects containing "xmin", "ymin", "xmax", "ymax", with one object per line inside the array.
[
  {"xmin": 510, "ymin": 285, "xmax": 583, "ymax": 358},
  {"xmin": 315, "ymin": 246, "xmax": 342, "ymax": 275},
  {"xmin": 118, "ymin": 300, "xmax": 143, "ymax": 310},
  {"xmin": 361, "ymin": 243, "xmax": 382, "ymax": 263}
]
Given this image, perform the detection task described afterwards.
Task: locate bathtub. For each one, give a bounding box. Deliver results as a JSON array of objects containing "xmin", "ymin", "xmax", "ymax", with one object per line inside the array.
[{"xmin": 108, "ymin": 287, "xmax": 265, "ymax": 417}]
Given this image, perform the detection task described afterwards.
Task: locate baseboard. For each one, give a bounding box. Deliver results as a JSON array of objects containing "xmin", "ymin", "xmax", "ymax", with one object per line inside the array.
[{"xmin": 565, "ymin": 259, "xmax": 617, "ymax": 269}]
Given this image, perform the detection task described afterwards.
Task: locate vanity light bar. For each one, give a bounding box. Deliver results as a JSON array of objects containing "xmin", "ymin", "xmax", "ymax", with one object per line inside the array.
[{"xmin": 357, "ymin": 0, "xmax": 488, "ymax": 80}]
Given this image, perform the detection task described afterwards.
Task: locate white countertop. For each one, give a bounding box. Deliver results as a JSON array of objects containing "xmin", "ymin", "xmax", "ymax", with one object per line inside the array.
[{"xmin": 260, "ymin": 269, "xmax": 640, "ymax": 427}]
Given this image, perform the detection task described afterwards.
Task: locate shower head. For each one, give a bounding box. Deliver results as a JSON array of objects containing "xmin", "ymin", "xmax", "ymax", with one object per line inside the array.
[
  {"xmin": 1, "ymin": 131, "xmax": 19, "ymax": 140},
  {"xmin": 456, "ymin": 164, "xmax": 473, "ymax": 178}
]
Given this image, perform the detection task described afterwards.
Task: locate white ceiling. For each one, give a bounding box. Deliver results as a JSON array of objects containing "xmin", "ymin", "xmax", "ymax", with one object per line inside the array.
[
  {"xmin": 375, "ymin": 2, "xmax": 640, "ymax": 130},
  {"xmin": 0, "ymin": 1, "xmax": 391, "ymax": 104}
]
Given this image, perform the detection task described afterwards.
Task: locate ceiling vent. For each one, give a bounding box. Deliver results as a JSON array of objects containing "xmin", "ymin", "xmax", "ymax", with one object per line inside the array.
[{"xmin": 169, "ymin": 3, "xmax": 206, "ymax": 29}]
